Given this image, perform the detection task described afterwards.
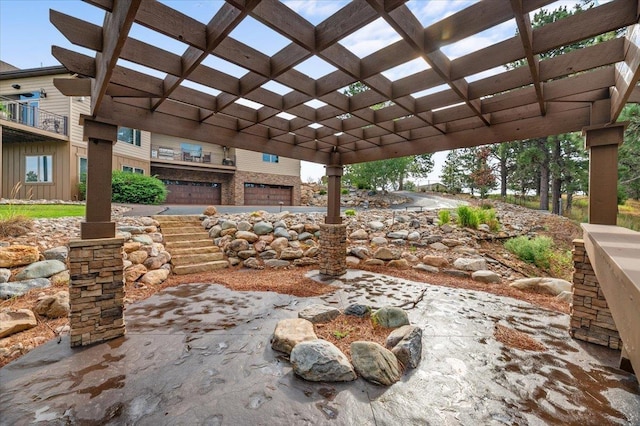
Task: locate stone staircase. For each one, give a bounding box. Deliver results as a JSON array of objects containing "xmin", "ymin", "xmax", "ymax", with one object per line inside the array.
[{"xmin": 153, "ymin": 215, "xmax": 228, "ymax": 275}]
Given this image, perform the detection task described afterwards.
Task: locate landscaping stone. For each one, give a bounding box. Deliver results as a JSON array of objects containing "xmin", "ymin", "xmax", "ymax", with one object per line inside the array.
[
  {"xmin": 264, "ymin": 259, "xmax": 290, "ymax": 268},
  {"xmin": 274, "ymin": 228, "xmax": 291, "ymax": 239},
  {"xmin": 298, "ymin": 232, "xmax": 314, "ymax": 241},
  {"xmin": 259, "ymin": 250, "xmax": 278, "ymax": 259},
  {"xmin": 132, "ymin": 234, "xmax": 154, "ymax": 245},
  {"xmin": 413, "ymin": 263, "xmax": 439, "ymax": 273},
  {"xmin": 510, "ymin": 277, "xmax": 572, "ymax": 296},
  {"xmin": 349, "ymin": 246, "xmax": 370, "ymax": 259},
  {"xmin": 0, "ymin": 245, "xmax": 39, "ymax": 268},
  {"xmin": 123, "ymin": 242, "xmax": 142, "ymax": 253},
  {"xmin": 304, "ymin": 223, "xmax": 320, "ymax": 233},
  {"xmin": 374, "ymin": 247, "xmax": 398, "ymax": 261},
  {"xmin": 346, "ymin": 256, "xmax": 361, "ymax": 266},
  {"xmin": 15, "ymin": 260, "xmax": 66, "ymax": 281},
  {"xmin": 370, "ymin": 236, "xmax": 388, "ymax": 246},
  {"xmin": 387, "ymin": 259, "xmax": 410, "ymax": 269},
  {"xmin": 442, "ymin": 238, "xmax": 463, "ymax": 247},
  {"xmin": 349, "ymin": 229, "xmax": 369, "ymax": 240},
  {"xmin": 351, "ymin": 341, "xmax": 402, "ymax": 386},
  {"xmin": 243, "ymin": 257, "xmax": 263, "ymax": 269},
  {"xmin": 229, "ymin": 239, "xmax": 251, "ymax": 253},
  {"xmin": 125, "ymin": 264, "xmax": 148, "ymax": 282},
  {"xmin": 49, "ymin": 270, "xmax": 70, "ymax": 286},
  {"xmin": 139, "ymin": 269, "xmax": 170, "ymax": 286},
  {"xmin": 128, "ymin": 250, "xmax": 149, "ymax": 265},
  {"xmin": 43, "ymin": 246, "xmax": 68, "ymax": 262},
  {"xmin": 430, "ymin": 242, "xmax": 448, "ymax": 251},
  {"xmin": 35, "ymin": 291, "xmax": 70, "ymax": 318},
  {"xmin": 472, "ymin": 270, "xmax": 501, "ymax": 284},
  {"xmin": 407, "ymin": 232, "xmax": 421, "ymax": 241},
  {"xmin": 343, "ymin": 304, "xmax": 371, "ymax": 318},
  {"xmin": 368, "ymin": 221, "xmax": 385, "ymax": 231},
  {"xmin": 303, "ymin": 246, "xmax": 319, "ymax": 257},
  {"xmin": 208, "ymin": 225, "xmax": 222, "ymax": 238},
  {"xmin": 238, "ymin": 250, "xmax": 257, "ymax": 260},
  {"xmin": 253, "ymin": 221, "xmax": 274, "ymax": 235},
  {"xmin": 280, "ymin": 248, "xmax": 304, "ymax": 260},
  {"xmin": 293, "ymin": 257, "xmax": 318, "ymax": 267},
  {"xmin": 203, "ymin": 206, "xmax": 217, "ymax": 216},
  {"xmin": 440, "ymin": 224, "xmax": 454, "ymax": 233},
  {"xmin": 271, "ymin": 318, "xmax": 317, "ymax": 354},
  {"xmin": 271, "ymin": 237, "xmax": 290, "ymax": 253},
  {"xmin": 143, "ymin": 255, "xmax": 165, "ymax": 271},
  {"xmin": 236, "ymin": 231, "xmax": 259, "ymax": 243},
  {"xmin": 444, "ymin": 269, "xmax": 471, "ymax": 278},
  {"xmin": 386, "ymin": 325, "xmax": 422, "ymax": 369},
  {"xmin": 556, "ymin": 290, "xmax": 573, "ymax": 303},
  {"xmin": 237, "ymin": 221, "xmax": 252, "ymax": 232},
  {"xmin": 0, "ymin": 309, "xmax": 38, "ymax": 338},
  {"xmin": 372, "ymin": 307, "xmax": 409, "ymax": 328},
  {"xmin": 363, "ymin": 259, "xmax": 385, "ymax": 266},
  {"xmin": 0, "ymin": 268, "xmax": 11, "ymax": 283},
  {"xmin": 298, "ymin": 304, "xmax": 340, "ymax": 324},
  {"xmin": 453, "ymin": 257, "xmax": 487, "ymax": 271},
  {"xmin": 290, "ymin": 340, "xmax": 356, "ymax": 382},
  {"xmin": 387, "ymin": 230, "xmax": 408, "ymax": 240},
  {"xmin": 221, "ymin": 220, "xmax": 237, "ymax": 230}
]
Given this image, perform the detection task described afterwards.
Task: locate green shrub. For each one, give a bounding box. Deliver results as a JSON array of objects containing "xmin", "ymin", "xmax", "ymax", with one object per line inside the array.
[
  {"xmin": 456, "ymin": 205, "xmax": 479, "ymax": 229},
  {"xmin": 504, "ymin": 236, "xmax": 553, "ymax": 269},
  {"xmin": 111, "ymin": 171, "xmax": 167, "ymax": 204},
  {"xmin": 344, "ymin": 209, "xmax": 356, "ymax": 217},
  {"xmin": 319, "ymin": 189, "xmax": 327, "ymax": 195},
  {"xmin": 341, "ymin": 188, "xmax": 350, "ymax": 195},
  {"xmin": 437, "ymin": 209, "xmax": 450, "ymax": 226}
]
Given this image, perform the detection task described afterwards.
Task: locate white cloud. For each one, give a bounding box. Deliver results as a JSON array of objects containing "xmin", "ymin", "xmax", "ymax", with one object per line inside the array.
[
  {"xmin": 282, "ymin": 1, "xmax": 349, "ymax": 25},
  {"xmin": 381, "ymin": 57, "xmax": 430, "ymax": 81},
  {"xmin": 339, "ymin": 18, "xmax": 401, "ymax": 58},
  {"xmin": 408, "ymin": 0, "xmax": 480, "ymax": 27}
]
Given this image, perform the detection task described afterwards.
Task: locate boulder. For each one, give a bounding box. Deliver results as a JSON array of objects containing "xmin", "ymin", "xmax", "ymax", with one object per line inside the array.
[
  {"xmin": 43, "ymin": 246, "xmax": 69, "ymax": 262},
  {"xmin": 351, "ymin": 341, "xmax": 401, "ymax": 386},
  {"xmin": 303, "ymin": 246, "xmax": 319, "ymax": 257},
  {"xmin": 372, "ymin": 307, "xmax": 409, "ymax": 328},
  {"xmin": 556, "ymin": 290, "xmax": 573, "ymax": 303},
  {"xmin": 298, "ymin": 304, "xmax": 340, "ymax": 324},
  {"xmin": 387, "ymin": 230, "xmax": 408, "ymax": 240},
  {"xmin": 370, "ymin": 236, "xmax": 388, "ymax": 246},
  {"xmin": 290, "ymin": 340, "xmax": 356, "ymax": 382},
  {"xmin": 386, "ymin": 325, "xmax": 422, "ymax": 369},
  {"xmin": 374, "ymin": 247, "xmax": 399, "ymax": 261},
  {"xmin": 0, "ymin": 278, "xmax": 51, "ymax": 299},
  {"xmin": 123, "ymin": 242, "xmax": 142, "ymax": 253},
  {"xmin": 243, "ymin": 257, "xmax": 263, "ymax": 269},
  {"xmin": 429, "ymin": 242, "xmax": 449, "ymax": 251},
  {"xmin": 238, "ymin": 250, "xmax": 257, "ymax": 260},
  {"xmin": 407, "ymin": 232, "xmax": 421, "ymax": 242},
  {"xmin": 343, "ymin": 304, "xmax": 371, "ymax": 318},
  {"xmin": 0, "ymin": 268, "xmax": 11, "ymax": 283},
  {"xmin": 271, "ymin": 318, "xmax": 317, "ymax": 354},
  {"xmin": 208, "ymin": 225, "xmax": 222, "ymax": 238},
  {"xmin": 349, "ymin": 229, "xmax": 369, "ymax": 240},
  {"xmin": 253, "ymin": 221, "xmax": 274, "ymax": 235},
  {"xmin": 298, "ymin": 232, "xmax": 314, "ymax": 241},
  {"xmin": 202, "ymin": 217, "xmax": 218, "ymax": 229},
  {"xmin": 440, "ymin": 224, "xmax": 454, "ymax": 233},
  {"xmin": 221, "ymin": 220, "xmax": 237, "ymax": 230},
  {"xmin": 274, "ymin": 228, "xmax": 291, "ymax": 239},
  {"xmin": 237, "ymin": 221, "xmax": 252, "ymax": 232},
  {"xmin": 125, "ymin": 264, "xmax": 148, "ymax": 282},
  {"xmin": 259, "ymin": 250, "xmax": 278, "ymax": 260},
  {"xmin": 349, "ymin": 246, "xmax": 370, "ymax": 260},
  {"xmin": 236, "ymin": 231, "xmax": 259, "ymax": 243},
  {"xmin": 203, "ymin": 206, "xmax": 217, "ymax": 216},
  {"xmin": 35, "ymin": 291, "xmax": 70, "ymax": 318},
  {"xmin": 127, "ymin": 250, "xmax": 149, "ymax": 265},
  {"xmin": 132, "ymin": 234, "xmax": 154, "ymax": 245},
  {"xmin": 346, "ymin": 256, "xmax": 361, "ymax": 266},
  {"xmin": 471, "ymin": 270, "xmax": 501, "ymax": 284},
  {"xmin": 368, "ymin": 221, "xmax": 385, "ymax": 231},
  {"xmin": 0, "ymin": 245, "xmax": 40, "ymax": 268},
  {"xmin": 49, "ymin": 270, "xmax": 70, "ymax": 286},
  {"xmin": 413, "ymin": 263, "xmax": 439, "ymax": 273},
  {"xmin": 444, "ymin": 269, "xmax": 471, "ymax": 278},
  {"xmin": 510, "ymin": 277, "xmax": 572, "ymax": 296},
  {"xmin": 139, "ymin": 269, "xmax": 170, "ymax": 286},
  {"xmin": 280, "ymin": 248, "xmax": 304, "ymax": 260},
  {"xmin": 271, "ymin": 237, "xmax": 290, "ymax": 253},
  {"xmin": 264, "ymin": 259, "xmax": 290, "ymax": 268},
  {"xmin": 229, "ymin": 239, "xmax": 251, "ymax": 253},
  {"xmin": 363, "ymin": 259, "xmax": 385, "ymax": 266},
  {"xmin": 0, "ymin": 309, "xmax": 37, "ymax": 338},
  {"xmin": 143, "ymin": 255, "xmax": 165, "ymax": 271},
  {"xmin": 15, "ymin": 260, "xmax": 66, "ymax": 281},
  {"xmin": 453, "ymin": 257, "xmax": 487, "ymax": 271},
  {"xmin": 304, "ymin": 223, "xmax": 320, "ymax": 233},
  {"xmin": 442, "ymin": 238, "xmax": 463, "ymax": 247},
  {"xmin": 387, "ymin": 259, "xmax": 410, "ymax": 269}
]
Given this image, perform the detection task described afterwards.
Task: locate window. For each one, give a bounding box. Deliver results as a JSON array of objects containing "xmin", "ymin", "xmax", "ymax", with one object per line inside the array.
[
  {"xmin": 117, "ymin": 127, "xmax": 141, "ymax": 146},
  {"xmin": 25, "ymin": 155, "xmax": 53, "ymax": 183},
  {"xmin": 262, "ymin": 153, "xmax": 279, "ymax": 163},
  {"xmin": 79, "ymin": 157, "xmax": 87, "ymax": 182},
  {"xmin": 180, "ymin": 143, "xmax": 202, "ymax": 161},
  {"xmin": 122, "ymin": 166, "xmax": 144, "ymax": 174}
]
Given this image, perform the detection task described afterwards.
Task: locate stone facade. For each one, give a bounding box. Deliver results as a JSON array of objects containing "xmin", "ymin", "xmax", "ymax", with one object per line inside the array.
[
  {"xmin": 232, "ymin": 170, "xmax": 301, "ymax": 206},
  {"xmin": 319, "ymin": 224, "xmax": 347, "ymax": 276},
  {"xmin": 570, "ymin": 239, "xmax": 622, "ymax": 350},
  {"xmin": 68, "ymin": 238, "xmax": 125, "ymax": 347}
]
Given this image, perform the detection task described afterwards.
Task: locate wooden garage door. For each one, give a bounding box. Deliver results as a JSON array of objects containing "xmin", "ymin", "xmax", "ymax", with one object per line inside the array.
[
  {"xmin": 163, "ymin": 180, "xmax": 221, "ymax": 204},
  {"xmin": 244, "ymin": 183, "xmax": 292, "ymax": 205}
]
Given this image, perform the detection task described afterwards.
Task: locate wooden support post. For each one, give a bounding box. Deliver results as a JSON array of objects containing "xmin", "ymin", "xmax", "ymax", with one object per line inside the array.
[
  {"xmin": 81, "ymin": 119, "xmax": 118, "ymax": 239},
  {"xmin": 325, "ymin": 153, "xmax": 343, "ymax": 225},
  {"xmin": 620, "ymin": 346, "xmax": 635, "ymax": 374},
  {"xmin": 583, "ymin": 124, "xmax": 625, "ymax": 225}
]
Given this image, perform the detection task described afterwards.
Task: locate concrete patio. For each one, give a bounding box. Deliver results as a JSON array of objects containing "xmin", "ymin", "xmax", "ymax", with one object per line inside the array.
[{"xmin": 1, "ymin": 271, "xmax": 638, "ymax": 425}]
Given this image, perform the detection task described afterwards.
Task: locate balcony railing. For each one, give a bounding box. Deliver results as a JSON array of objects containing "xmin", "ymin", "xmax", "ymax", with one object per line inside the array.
[
  {"xmin": 151, "ymin": 145, "xmax": 236, "ymax": 167},
  {"xmin": 0, "ymin": 96, "xmax": 69, "ymax": 136}
]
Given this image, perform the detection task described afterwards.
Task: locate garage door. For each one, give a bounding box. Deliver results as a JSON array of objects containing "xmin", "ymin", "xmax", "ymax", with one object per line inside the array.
[
  {"xmin": 244, "ymin": 183, "xmax": 292, "ymax": 205},
  {"xmin": 163, "ymin": 180, "xmax": 221, "ymax": 204}
]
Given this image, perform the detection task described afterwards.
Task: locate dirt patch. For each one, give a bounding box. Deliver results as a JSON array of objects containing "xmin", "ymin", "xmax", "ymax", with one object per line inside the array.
[
  {"xmin": 314, "ymin": 314, "xmax": 390, "ymax": 359},
  {"xmin": 494, "ymin": 324, "xmax": 546, "ymax": 352}
]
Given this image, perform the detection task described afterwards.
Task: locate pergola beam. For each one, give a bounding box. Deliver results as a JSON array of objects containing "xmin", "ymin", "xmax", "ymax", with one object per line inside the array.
[{"xmin": 611, "ymin": 24, "xmax": 640, "ymax": 120}]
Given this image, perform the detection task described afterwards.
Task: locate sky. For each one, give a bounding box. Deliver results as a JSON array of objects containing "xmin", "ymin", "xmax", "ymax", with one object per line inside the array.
[{"xmin": 0, "ymin": 0, "xmax": 594, "ymax": 184}]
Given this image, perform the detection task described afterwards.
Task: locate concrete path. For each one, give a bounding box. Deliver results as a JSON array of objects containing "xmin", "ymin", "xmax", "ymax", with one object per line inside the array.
[{"xmin": 1, "ymin": 271, "xmax": 638, "ymax": 425}]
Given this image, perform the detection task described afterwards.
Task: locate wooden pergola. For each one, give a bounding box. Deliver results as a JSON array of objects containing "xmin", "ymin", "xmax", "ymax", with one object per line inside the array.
[{"xmin": 51, "ymin": 0, "xmax": 639, "ymax": 369}]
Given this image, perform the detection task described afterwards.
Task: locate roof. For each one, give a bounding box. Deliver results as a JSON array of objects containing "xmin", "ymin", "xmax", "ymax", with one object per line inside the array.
[
  {"xmin": 0, "ymin": 65, "xmax": 70, "ymax": 80},
  {"xmin": 50, "ymin": 0, "xmax": 640, "ymax": 166}
]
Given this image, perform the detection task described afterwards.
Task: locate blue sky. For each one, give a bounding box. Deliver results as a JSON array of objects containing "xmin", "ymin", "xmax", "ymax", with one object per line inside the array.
[{"xmin": 0, "ymin": 0, "xmax": 592, "ymax": 183}]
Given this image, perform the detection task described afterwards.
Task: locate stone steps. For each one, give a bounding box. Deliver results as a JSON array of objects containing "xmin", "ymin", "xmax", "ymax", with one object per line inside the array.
[{"xmin": 155, "ymin": 215, "xmax": 228, "ymax": 275}]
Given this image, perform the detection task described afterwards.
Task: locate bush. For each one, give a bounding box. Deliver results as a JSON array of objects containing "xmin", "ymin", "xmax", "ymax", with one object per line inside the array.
[
  {"xmin": 341, "ymin": 188, "xmax": 350, "ymax": 195},
  {"xmin": 504, "ymin": 236, "xmax": 553, "ymax": 269},
  {"xmin": 456, "ymin": 206, "xmax": 479, "ymax": 229},
  {"xmin": 437, "ymin": 209, "xmax": 450, "ymax": 226},
  {"xmin": 111, "ymin": 171, "xmax": 167, "ymax": 204},
  {"xmin": 344, "ymin": 209, "xmax": 356, "ymax": 217}
]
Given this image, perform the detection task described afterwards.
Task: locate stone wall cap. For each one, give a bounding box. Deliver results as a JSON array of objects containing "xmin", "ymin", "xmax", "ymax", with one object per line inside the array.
[{"xmin": 68, "ymin": 238, "xmax": 125, "ymax": 248}]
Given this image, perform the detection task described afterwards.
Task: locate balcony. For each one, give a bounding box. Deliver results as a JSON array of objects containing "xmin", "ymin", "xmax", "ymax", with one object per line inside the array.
[
  {"xmin": 0, "ymin": 96, "xmax": 69, "ymax": 138},
  {"xmin": 151, "ymin": 145, "xmax": 236, "ymax": 172}
]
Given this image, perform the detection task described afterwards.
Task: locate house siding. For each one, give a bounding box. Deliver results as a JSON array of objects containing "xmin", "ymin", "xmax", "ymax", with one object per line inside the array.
[
  {"xmin": 235, "ymin": 149, "xmax": 300, "ymax": 176},
  {"xmin": 0, "ymin": 73, "xmax": 71, "ymax": 118}
]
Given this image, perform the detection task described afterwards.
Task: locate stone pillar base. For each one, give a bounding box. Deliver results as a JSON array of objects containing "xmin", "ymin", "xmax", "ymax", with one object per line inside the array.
[
  {"xmin": 570, "ymin": 239, "xmax": 623, "ymax": 349},
  {"xmin": 319, "ymin": 223, "xmax": 347, "ymax": 276},
  {"xmin": 68, "ymin": 237, "xmax": 125, "ymax": 347}
]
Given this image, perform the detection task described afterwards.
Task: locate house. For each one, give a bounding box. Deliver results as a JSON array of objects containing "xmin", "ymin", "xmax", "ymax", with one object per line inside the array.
[{"xmin": 0, "ymin": 63, "xmax": 301, "ymax": 205}]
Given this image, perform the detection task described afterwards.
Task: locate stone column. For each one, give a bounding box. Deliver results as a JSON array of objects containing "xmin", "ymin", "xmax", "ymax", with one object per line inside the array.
[
  {"xmin": 583, "ymin": 124, "xmax": 625, "ymax": 225},
  {"xmin": 319, "ymin": 223, "xmax": 347, "ymax": 276},
  {"xmin": 68, "ymin": 237, "xmax": 125, "ymax": 347},
  {"xmin": 82, "ymin": 119, "xmax": 118, "ymax": 239}
]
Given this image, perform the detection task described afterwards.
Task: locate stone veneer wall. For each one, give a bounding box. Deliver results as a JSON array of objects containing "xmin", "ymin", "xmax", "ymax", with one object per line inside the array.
[
  {"xmin": 570, "ymin": 239, "xmax": 623, "ymax": 350},
  {"xmin": 151, "ymin": 166, "xmax": 234, "ymax": 204},
  {"xmin": 68, "ymin": 238, "xmax": 125, "ymax": 347},
  {"xmin": 232, "ymin": 171, "xmax": 301, "ymax": 205},
  {"xmin": 319, "ymin": 224, "xmax": 347, "ymax": 276}
]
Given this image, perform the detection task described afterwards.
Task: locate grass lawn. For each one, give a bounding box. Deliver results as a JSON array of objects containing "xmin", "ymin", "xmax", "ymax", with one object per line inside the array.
[{"xmin": 0, "ymin": 204, "xmax": 86, "ymax": 219}]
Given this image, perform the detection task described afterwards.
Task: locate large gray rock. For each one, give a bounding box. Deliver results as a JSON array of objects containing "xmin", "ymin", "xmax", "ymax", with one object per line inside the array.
[
  {"xmin": 208, "ymin": 225, "xmax": 222, "ymax": 238},
  {"xmin": 407, "ymin": 232, "xmax": 421, "ymax": 241},
  {"xmin": 14, "ymin": 260, "xmax": 66, "ymax": 281},
  {"xmin": 386, "ymin": 325, "xmax": 422, "ymax": 369},
  {"xmin": 297, "ymin": 232, "xmax": 314, "ymax": 241},
  {"xmin": 349, "ymin": 229, "xmax": 369, "ymax": 240},
  {"xmin": 370, "ymin": 236, "xmax": 388, "ymax": 246},
  {"xmin": 253, "ymin": 221, "xmax": 274, "ymax": 235},
  {"xmin": 374, "ymin": 247, "xmax": 399, "ymax": 261},
  {"xmin": 264, "ymin": 259, "xmax": 290, "ymax": 268},
  {"xmin": 0, "ymin": 268, "xmax": 10, "ymax": 283},
  {"xmin": 280, "ymin": 248, "xmax": 303, "ymax": 260},
  {"xmin": 472, "ymin": 270, "xmax": 501, "ymax": 284},
  {"xmin": 237, "ymin": 221, "xmax": 252, "ymax": 232},
  {"xmin": 220, "ymin": 220, "xmax": 237, "ymax": 230},
  {"xmin": 290, "ymin": 340, "xmax": 356, "ymax": 382},
  {"xmin": 132, "ymin": 234, "xmax": 154, "ymax": 245},
  {"xmin": 372, "ymin": 307, "xmax": 409, "ymax": 328},
  {"xmin": 413, "ymin": 263, "xmax": 439, "ymax": 273},
  {"xmin": 274, "ymin": 227, "xmax": 291, "ymax": 239},
  {"xmin": 0, "ymin": 309, "xmax": 38, "ymax": 338},
  {"xmin": 510, "ymin": 277, "xmax": 572, "ymax": 296},
  {"xmin": 556, "ymin": 290, "xmax": 573, "ymax": 303},
  {"xmin": 349, "ymin": 246, "xmax": 370, "ymax": 260},
  {"xmin": 430, "ymin": 242, "xmax": 449, "ymax": 251},
  {"xmin": 453, "ymin": 257, "xmax": 487, "ymax": 271},
  {"xmin": 243, "ymin": 257, "xmax": 263, "ymax": 269},
  {"xmin": 298, "ymin": 304, "xmax": 340, "ymax": 324},
  {"xmin": 271, "ymin": 237, "xmax": 290, "ymax": 252},
  {"xmin": 271, "ymin": 318, "xmax": 317, "ymax": 354},
  {"xmin": 229, "ymin": 239, "xmax": 251, "ymax": 253},
  {"xmin": 35, "ymin": 291, "xmax": 70, "ymax": 318},
  {"xmin": 387, "ymin": 230, "xmax": 408, "ymax": 240},
  {"xmin": 0, "ymin": 278, "xmax": 51, "ymax": 299},
  {"xmin": 368, "ymin": 221, "xmax": 385, "ymax": 231},
  {"xmin": 351, "ymin": 341, "xmax": 401, "ymax": 386},
  {"xmin": 43, "ymin": 246, "xmax": 69, "ymax": 262}
]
